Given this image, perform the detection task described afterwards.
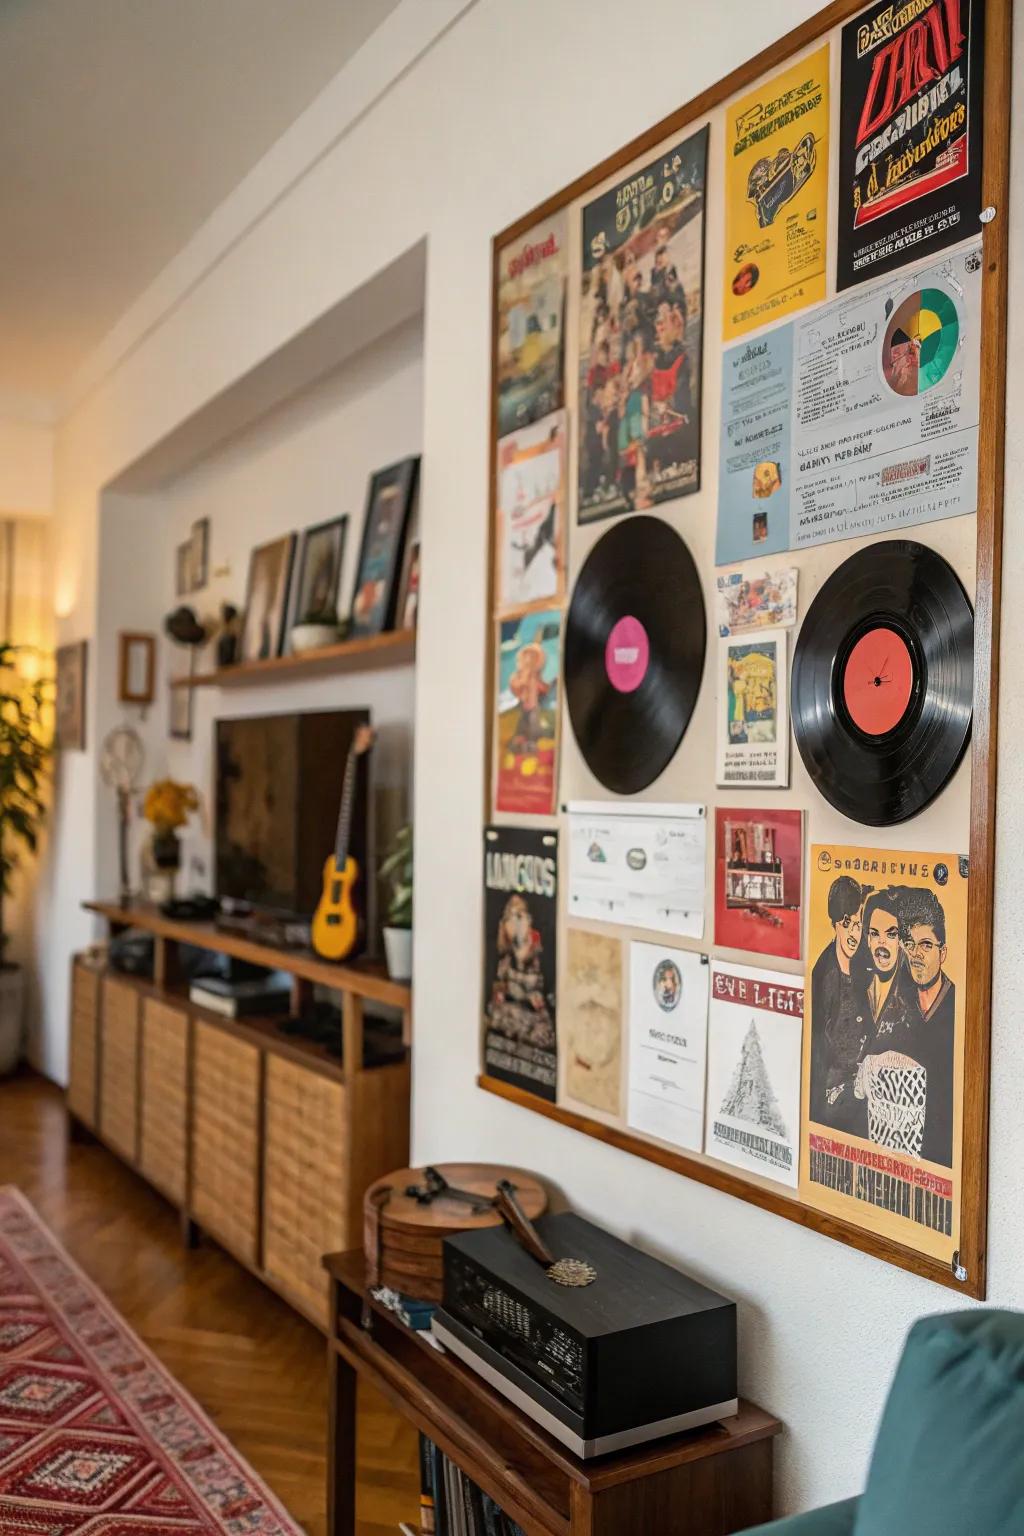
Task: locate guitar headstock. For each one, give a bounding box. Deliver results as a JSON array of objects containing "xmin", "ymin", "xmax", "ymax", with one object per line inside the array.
[{"xmin": 353, "ymin": 725, "xmax": 376, "ymax": 757}]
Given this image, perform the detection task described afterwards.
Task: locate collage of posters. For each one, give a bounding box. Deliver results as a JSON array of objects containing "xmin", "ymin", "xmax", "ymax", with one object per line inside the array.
[
  {"xmin": 483, "ymin": 0, "xmax": 989, "ymax": 1280},
  {"xmin": 578, "ymin": 126, "xmax": 708, "ymax": 522}
]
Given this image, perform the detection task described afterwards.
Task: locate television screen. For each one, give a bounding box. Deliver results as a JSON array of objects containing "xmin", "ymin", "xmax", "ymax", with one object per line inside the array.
[{"xmin": 214, "ymin": 708, "xmax": 369, "ymax": 918}]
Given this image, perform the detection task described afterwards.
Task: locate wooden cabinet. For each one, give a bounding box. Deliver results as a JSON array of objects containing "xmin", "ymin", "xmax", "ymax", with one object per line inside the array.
[
  {"xmin": 139, "ymin": 997, "xmax": 189, "ymax": 1205},
  {"xmin": 263, "ymin": 1055, "xmax": 347, "ymax": 1326},
  {"xmin": 67, "ymin": 960, "xmax": 101, "ymax": 1128},
  {"xmin": 99, "ymin": 976, "xmax": 140, "ymax": 1163},
  {"xmin": 190, "ymin": 1019, "xmax": 261, "ymax": 1267}
]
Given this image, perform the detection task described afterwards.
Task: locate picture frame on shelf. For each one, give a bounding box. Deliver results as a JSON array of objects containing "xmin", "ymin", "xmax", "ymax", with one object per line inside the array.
[
  {"xmin": 349, "ymin": 456, "xmax": 419, "ymax": 637},
  {"xmin": 289, "ymin": 514, "xmax": 348, "ymax": 636},
  {"xmin": 190, "ymin": 517, "xmax": 210, "ymax": 591},
  {"xmin": 168, "ymin": 680, "xmax": 193, "ymax": 742},
  {"xmin": 55, "ymin": 641, "xmax": 87, "ymax": 751},
  {"xmin": 238, "ymin": 533, "xmax": 296, "ymax": 663},
  {"xmin": 117, "ymin": 632, "xmax": 156, "ymax": 706},
  {"xmin": 397, "ymin": 537, "xmax": 420, "ymax": 631}
]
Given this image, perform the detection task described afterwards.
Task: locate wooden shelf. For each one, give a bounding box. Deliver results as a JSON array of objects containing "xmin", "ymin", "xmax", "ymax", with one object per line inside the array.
[
  {"xmin": 84, "ymin": 899, "xmax": 412, "ymax": 1012},
  {"xmin": 170, "ymin": 628, "xmax": 415, "ymax": 689}
]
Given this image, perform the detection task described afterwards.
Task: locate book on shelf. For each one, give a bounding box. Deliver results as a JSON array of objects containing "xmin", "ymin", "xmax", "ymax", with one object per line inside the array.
[
  {"xmin": 188, "ymin": 972, "xmax": 292, "ymax": 1017},
  {"xmin": 417, "ymin": 1436, "xmax": 525, "ymax": 1536}
]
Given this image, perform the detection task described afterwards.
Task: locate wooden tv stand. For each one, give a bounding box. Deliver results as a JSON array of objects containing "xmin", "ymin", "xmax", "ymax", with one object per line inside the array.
[{"xmin": 66, "ymin": 899, "xmax": 411, "ymax": 1330}]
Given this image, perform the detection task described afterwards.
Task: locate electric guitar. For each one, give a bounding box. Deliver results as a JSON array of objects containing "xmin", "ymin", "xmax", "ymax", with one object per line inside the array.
[{"xmin": 311, "ymin": 724, "xmax": 375, "ymax": 961}]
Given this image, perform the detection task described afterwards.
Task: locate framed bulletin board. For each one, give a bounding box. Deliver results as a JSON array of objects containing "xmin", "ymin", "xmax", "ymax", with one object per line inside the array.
[{"xmin": 479, "ymin": 0, "xmax": 1010, "ymax": 1298}]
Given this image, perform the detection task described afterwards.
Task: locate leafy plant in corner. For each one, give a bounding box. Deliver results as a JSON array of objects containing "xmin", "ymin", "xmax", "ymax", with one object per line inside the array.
[
  {"xmin": 380, "ymin": 823, "xmax": 413, "ymax": 930},
  {"xmin": 0, "ymin": 646, "xmax": 52, "ymax": 967}
]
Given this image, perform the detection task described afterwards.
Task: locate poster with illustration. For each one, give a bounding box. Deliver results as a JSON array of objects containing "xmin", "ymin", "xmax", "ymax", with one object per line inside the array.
[
  {"xmin": 715, "ymin": 566, "xmax": 798, "ymax": 636},
  {"xmin": 628, "ymin": 943, "xmax": 709, "ymax": 1152},
  {"xmin": 578, "ymin": 125, "xmax": 708, "ymax": 521},
  {"xmin": 716, "ymin": 629, "xmax": 789, "ymax": 788},
  {"xmin": 496, "ymin": 212, "xmax": 568, "ymax": 437},
  {"xmin": 482, "ymin": 826, "xmax": 558, "ymax": 1102},
  {"xmin": 706, "ymin": 962, "xmax": 802, "ymax": 1189},
  {"xmin": 802, "ymin": 844, "xmax": 968, "ymax": 1264},
  {"xmin": 837, "ymin": 0, "xmax": 985, "ymax": 290},
  {"xmin": 493, "ymin": 608, "xmax": 561, "ymax": 816},
  {"xmin": 564, "ymin": 928, "xmax": 622, "ymax": 1116},
  {"xmin": 723, "ymin": 44, "xmax": 830, "ymax": 339},
  {"xmin": 715, "ymin": 808, "xmax": 803, "ymax": 960},
  {"xmin": 496, "ymin": 410, "xmax": 566, "ymax": 612}
]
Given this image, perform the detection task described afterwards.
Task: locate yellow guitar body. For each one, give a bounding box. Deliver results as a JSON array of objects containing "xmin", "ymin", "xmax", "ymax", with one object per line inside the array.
[{"xmin": 311, "ymin": 854, "xmax": 361, "ymax": 961}]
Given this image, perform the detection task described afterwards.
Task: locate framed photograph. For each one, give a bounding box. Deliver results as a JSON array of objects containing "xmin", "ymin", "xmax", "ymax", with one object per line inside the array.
[
  {"xmin": 349, "ymin": 456, "xmax": 419, "ymax": 637},
  {"xmin": 117, "ymin": 632, "xmax": 156, "ymax": 706},
  {"xmin": 168, "ymin": 681, "xmax": 193, "ymax": 742},
  {"xmin": 291, "ymin": 515, "xmax": 348, "ymax": 628},
  {"xmin": 397, "ymin": 538, "xmax": 420, "ymax": 631},
  {"xmin": 190, "ymin": 517, "xmax": 210, "ymax": 591},
  {"xmin": 55, "ymin": 641, "xmax": 87, "ymax": 751},
  {"xmin": 175, "ymin": 541, "xmax": 192, "ymax": 597},
  {"xmin": 239, "ymin": 534, "xmax": 296, "ymax": 663}
]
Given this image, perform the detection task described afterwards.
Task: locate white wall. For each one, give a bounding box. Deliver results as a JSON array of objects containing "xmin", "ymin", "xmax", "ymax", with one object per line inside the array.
[
  {"xmin": 42, "ymin": 0, "xmax": 1024, "ymax": 1516},
  {"xmin": 0, "ymin": 412, "xmax": 53, "ymax": 516}
]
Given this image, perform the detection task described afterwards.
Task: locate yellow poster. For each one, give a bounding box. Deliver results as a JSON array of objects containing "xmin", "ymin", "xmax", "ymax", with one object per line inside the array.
[
  {"xmin": 723, "ymin": 45, "xmax": 830, "ymax": 341},
  {"xmin": 801, "ymin": 845, "xmax": 968, "ymax": 1266}
]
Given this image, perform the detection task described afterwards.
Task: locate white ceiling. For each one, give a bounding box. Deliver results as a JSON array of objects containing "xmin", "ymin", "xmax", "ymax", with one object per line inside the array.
[{"xmin": 0, "ymin": 0, "xmax": 401, "ymax": 409}]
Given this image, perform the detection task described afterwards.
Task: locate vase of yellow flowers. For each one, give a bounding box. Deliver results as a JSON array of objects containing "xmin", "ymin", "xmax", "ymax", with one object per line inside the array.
[{"xmin": 142, "ymin": 779, "xmax": 198, "ymax": 901}]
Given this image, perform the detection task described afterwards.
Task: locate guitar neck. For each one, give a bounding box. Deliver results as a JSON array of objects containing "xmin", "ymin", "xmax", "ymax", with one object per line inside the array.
[{"xmin": 334, "ymin": 746, "xmax": 359, "ymax": 869}]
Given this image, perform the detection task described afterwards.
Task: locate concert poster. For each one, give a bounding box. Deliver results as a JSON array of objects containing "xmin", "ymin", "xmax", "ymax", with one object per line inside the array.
[
  {"xmin": 493, "ymin": 607, "xmax": 561, "ymax": 816},
  {"xmin": 716, "ymin": 630, "xmax": 789, "ymax": 789},
  {"xmin": 482, "ymin": 826, "xmax": 558, "ymax": 1101},
  {"xmin": 801, "ymin": 844, "xmax": 968, "ymax": 1262},
  {"xmin": 706, "ymin": 962, "xmax": 803, "ymax": 1189},
  {"xmin": 714, "ymin": 808, "xmax": 803, "ymax": 961},
  {"xmin": 837, "ymin": 0, "xmax": 985, "ymax": 290},
  {"xmin": 495, "ymin": 410, "xmax": 566, "ymax": 614},
  {"xmin": 563, "ymin": 928, "xmax": 623, "ymax": 1116},
  {"xmin": 577, "ymin": 125, "xmax": 708, "ymax": 522},
  {"xmin": 723, "ymin": 44, "xmax": 830, "ymax": 339},
  {"xmin": 496, "ymin": 212, "xmax": 568, "ymax": 438}
]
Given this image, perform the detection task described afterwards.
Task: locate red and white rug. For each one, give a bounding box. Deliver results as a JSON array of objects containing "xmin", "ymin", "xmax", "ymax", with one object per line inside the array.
[{"xmin": 0, "ymin": 1186, "xmax": 305, "ymax": 1534}]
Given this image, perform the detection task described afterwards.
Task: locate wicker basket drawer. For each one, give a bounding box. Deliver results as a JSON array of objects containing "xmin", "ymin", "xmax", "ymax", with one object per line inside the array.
[
  {"xmin": 67, "ymin": 960, "xmax": 101, "ymax": 1128},
  {"xmin": 139, "ymin": 997, "xmax": 189, "ymax": 1205},
  {"xmin": 99, "ymin": 976, "xmax": 140, "ymax": 1162},
  {"xmin": 263, "ymin": 1055, "xmax": 347, "ymax": 1325},
  {"xmin": 191, "ymin": 1020, "xmax": 260, "ymax": 1265}
]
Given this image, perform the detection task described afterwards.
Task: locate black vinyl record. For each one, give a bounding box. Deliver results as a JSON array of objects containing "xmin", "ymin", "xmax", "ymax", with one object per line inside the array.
[
  {"xmin": 791, "ymin": 540, "xmax": 973, "ymax": 826},
  {"xmin": 564, "ymin": 516, "xmax": 706, "ymax": 795}
]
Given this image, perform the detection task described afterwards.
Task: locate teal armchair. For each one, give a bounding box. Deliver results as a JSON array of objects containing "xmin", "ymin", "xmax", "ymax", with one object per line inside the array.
[{"xmin": 743, "ymin": 1310, "xmax": 1024, "ymax": 1534}]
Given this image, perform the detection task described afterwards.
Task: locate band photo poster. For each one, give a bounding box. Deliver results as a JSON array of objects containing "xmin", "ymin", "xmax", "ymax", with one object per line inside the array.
[
  {"xmin": 578, "ymin": 124, "xmax": 708, "ymax": 522},
  {"xmin": 482, "ymin": 827, "xmax": 559, "ymax": 1102},
  {"xmin": 837, "ymin": 0, "xmax": 984, "ymax": 290},
  {"xmin": 802, "ymin": 844, "xmax": 968, "ymax": 1262},
  {"xmin": 723, "ymin": 43, "xmax": 830, "ymax": 339}
]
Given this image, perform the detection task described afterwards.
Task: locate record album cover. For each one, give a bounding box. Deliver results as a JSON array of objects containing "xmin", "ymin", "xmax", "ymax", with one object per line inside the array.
[
  {"xmin": 482, "ymin": 826, "xmax": 558, "ymax": 1101},
  {"xmin": 578, "ymin": 125, "xmax": 708, "ymax": 522}
]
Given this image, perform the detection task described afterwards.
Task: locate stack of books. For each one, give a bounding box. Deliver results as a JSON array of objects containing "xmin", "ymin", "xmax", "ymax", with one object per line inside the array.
[{"xmin": 413, "ymin": 1435, "xmax": 525, "ymax": 1536}]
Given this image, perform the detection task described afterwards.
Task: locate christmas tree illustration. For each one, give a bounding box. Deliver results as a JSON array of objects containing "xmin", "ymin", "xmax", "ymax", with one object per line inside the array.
[{"xmin": 719, "ymin": 1020, "xmax": 788, "ymax": 1139}]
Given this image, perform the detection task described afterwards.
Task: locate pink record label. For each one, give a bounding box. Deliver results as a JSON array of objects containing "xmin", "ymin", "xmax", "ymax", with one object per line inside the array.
[{"xmin": 605, "ymin": 615, "xmax": 650, "ymax": 693}]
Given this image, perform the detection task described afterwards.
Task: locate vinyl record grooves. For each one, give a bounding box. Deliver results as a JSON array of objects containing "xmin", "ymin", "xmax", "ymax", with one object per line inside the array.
[
  {"xmin": 565, "ymin": 516, "xmax": 706, "ymax": 794},
  {"xmin": 791, "ymin": 539, "xmax": 973, "ymax": 826}
]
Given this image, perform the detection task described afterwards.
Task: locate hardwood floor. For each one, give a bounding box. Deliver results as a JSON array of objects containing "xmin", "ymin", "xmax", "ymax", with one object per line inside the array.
[{"xmin": 0, "ymin": 1069, "xmax": 420, "ymax": 1536}]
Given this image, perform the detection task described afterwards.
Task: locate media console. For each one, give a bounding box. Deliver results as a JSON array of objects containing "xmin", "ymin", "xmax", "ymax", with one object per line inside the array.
[{"xmin": 66, "ymin": 899, "xmax": 411, "ymax": 1329}]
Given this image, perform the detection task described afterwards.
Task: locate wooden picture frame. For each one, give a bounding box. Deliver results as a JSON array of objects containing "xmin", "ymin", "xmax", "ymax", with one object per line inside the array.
[
  {"xmin": 190, "ymin": 517, "xmax": 210, "ymax": 591},
  {"xmin": 238, "ymin": 534, "xmax": 296, "ymax": 663},
  {"xmin": 117, "ymin": 632, "xmax": 155, "ymax": 706},
  {"xmin": 55, "ymin": 641, "xmax": 88, "ymax": 751},
  {"xmin": 349, "ymin": 457, "xmax": 419, "ymax": 638},
  {"xmin": 479, "ymin": 0, "xmax": 1010, "ymax": 1299},
  {"xmin": 290, "ymin": 514, "xmax": 348, "ymax": 628},
  {"xmin": 168, "ymin": 679, "xmax": 193, "ymax": 742}
]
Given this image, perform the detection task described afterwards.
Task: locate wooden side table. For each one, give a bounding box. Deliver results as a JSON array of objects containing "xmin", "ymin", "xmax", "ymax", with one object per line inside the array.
[{"xmin": 324, "ymin": 1250, "xmax": 781, "ymax": 1535}]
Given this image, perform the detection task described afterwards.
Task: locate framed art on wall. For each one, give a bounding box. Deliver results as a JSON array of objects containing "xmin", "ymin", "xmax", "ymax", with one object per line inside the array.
[
  {"xmin": 55, "ymin": 641, "xmax": 87, "ymax": 751},
  {"xmin": 239, "ymin": 534, "xmax": 296, "ymax": 663},
  {"xmin": 291, "ymin": 515, "xmax": 347, "ymax": 627},
  {"xmin": 168, "ymin": 681, "xmax": 193, "ymax": 742},
  {"xmin": 117, "ymin": 632, "xmax": 156, "ymax": 706},
  {"xmin": 350, "ymin": 457, "xmax": 419, "ymax": 637}
]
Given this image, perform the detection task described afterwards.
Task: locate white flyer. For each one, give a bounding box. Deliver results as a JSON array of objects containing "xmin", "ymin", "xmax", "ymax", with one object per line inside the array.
[
  {"xmin": 704, "ymin": 961, "xmax": 803, "ymax": 1188},
  {"xmin": 716, "ymin": 629, "xmax": 789, "ymax": 789},
  {"xmin": 567, "ymin": 802, "xmax": 706, "ymax": 939},
  {"xmin": 628, "ymin": 943, "xmax": 709, "ymax": 1152}
]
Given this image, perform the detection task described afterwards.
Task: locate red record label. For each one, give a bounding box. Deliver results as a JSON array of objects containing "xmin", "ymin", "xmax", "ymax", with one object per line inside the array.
[{"xmin": 842, "ymin": 626, "xmax": 914, "ymax": 736}]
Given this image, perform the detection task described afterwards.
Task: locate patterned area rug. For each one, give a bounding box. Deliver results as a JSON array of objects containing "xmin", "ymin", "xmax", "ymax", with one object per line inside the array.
[{"xmin": 0, "ymin": 1186, "xmax": 305, "ymax": 1534}]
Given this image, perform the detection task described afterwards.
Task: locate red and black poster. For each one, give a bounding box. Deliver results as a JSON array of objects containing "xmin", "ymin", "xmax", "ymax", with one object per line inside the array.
[
  {"xmin": 482, "ymin": 826, "xmax": 558, "ymax": 1101},
  {"xmin": 837, "ymin": 0, "xmax": 984, "ymax": 290}
]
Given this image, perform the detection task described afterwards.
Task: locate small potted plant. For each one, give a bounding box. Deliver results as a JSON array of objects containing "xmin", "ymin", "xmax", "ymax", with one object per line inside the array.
[
  {"xmin": 0, "ymin": 647, "xmax": 51, "ymax": 1076},
  {"xmin": 380, "ymin": 823, "xmax": 413, "ymax": 981},
  {"xmin": 141, "ymin": 778, "xmax": 198, "ymax": 902}
]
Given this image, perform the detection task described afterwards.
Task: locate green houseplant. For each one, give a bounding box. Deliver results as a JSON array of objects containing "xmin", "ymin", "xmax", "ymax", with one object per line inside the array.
[
  {"xmin": 0, "ymin": 646, "xmax": 52, "ymax": 1075},
  {"xmin": 379, "ymin": 823, "xmax": 413, "ymax": 981}
]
